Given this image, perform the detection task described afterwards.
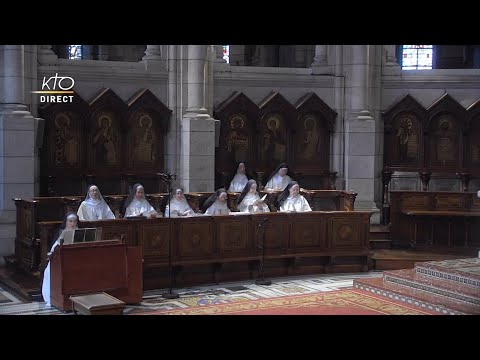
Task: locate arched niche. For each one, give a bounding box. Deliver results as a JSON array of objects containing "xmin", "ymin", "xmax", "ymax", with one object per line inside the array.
[
  {"xmin": 383, "ymin": 94, "xmax": 427, "ymax": 170},
  {"xmin": 214, "ymin": 92, "xmax": 259, "ymax": 186},
  {"xmin": 125, "ymin": 89, "xmax": 171, "ymax": 170},
  {"xmin": 38, "ymin": 92, "xmax": 90, "ymax": 195},
  {"xmin": 466, "ymin": 99, "xmax": 480, "ymax": 176},
  {"xmin": 88, "ymin": 89, "xmax": 127, "ymax": 171},
  {"xmin": 426, "ymin": 94, "xmax": 466, "ymax": 171},
  {"xmin": 293, "ymin": 93, "xmax": 337, "ymax": 174},
  {"xmin": 257, "ymin": 92, "xmax": 296, "ymax": 174}
]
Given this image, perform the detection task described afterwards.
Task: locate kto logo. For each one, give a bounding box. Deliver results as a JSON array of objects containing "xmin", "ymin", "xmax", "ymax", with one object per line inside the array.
[{"xmin": 32, "ymin": 73, "xmax": 75, "ymax": 103}]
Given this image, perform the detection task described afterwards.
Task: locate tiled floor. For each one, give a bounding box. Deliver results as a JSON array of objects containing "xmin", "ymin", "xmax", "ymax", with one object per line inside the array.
[{"xmin": 0, "ymin": 271, "xmax": 384, "ymax": 315}]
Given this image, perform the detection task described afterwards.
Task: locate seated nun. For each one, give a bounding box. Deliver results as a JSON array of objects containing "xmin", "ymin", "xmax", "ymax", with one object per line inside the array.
[
  {"xmin": 165, "ymin": 188, "xmax": 195, "ymax": 217},
  {"xmin": 202, "ymin": 188, "xmax": 231, "ymax": 215},
  {"xmin": 276, "ymin": 181, "xmax": 312, "ymax": 213},
  {"xmin": 237, "ymin": 179, "xmax": 270, "ymax": 213},
  {"xmin": 123, "ymin": 183, "xmax": 160, "ymax": 219},
  {"xmin": 77, "ymin": 185, "xmax": 116, "ymax": 221},
  {"xmin": 42, "ymin": 212, "xmax": 79, "ymax": 307},
  {"xmin": 264, "ymin": 162, "xmax": 292, "ymax": 191},
  {"xmin": 228, "ymin": 161, "xmax": 249, "ymax": 193}
]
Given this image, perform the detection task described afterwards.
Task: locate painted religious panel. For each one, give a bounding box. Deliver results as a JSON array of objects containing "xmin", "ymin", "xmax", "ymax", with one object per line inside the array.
[
  {"xmin": 392, "ymin": 111, "xmax": 421, "ymax": 165},
  {"xmin": 296, "ymin": 113, "xmax": 322, "ymax": 162},
  {"xmin": 382, "ymin": 94, "xmax": 427, "ymax": 170},
  {"xmin": 53, "ymin": 111, "xmax": 81, "ymax": 167},
  {"xmin": 261, "ymin": 113, "xmax": 287, "ymax": 163},
  {"xmin": 130, "ymin": 112, "xmax": 157, "ymax": 166},
  {"xmin": 92, "ymin": 111, "xmax": 119, "ymax": 167},
  {"xmin": 428, "ymin": 114, "xmax": 459, "ymax": 167},
  {"xmin": 224, "ymin": 113, "xmax": 249, "ymax": 163}
]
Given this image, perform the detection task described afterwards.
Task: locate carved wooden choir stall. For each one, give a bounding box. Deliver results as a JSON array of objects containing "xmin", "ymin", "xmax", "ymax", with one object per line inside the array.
[
  {"xmin": 382, "ymin": 94, "xmax": 480, "ymax": 253},
  {"xmin": 8, "ymin": 89, "xmax": 370, "ymax": 294}
]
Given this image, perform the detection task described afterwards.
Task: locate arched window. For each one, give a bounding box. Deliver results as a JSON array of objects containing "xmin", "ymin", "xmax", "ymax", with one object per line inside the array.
[
  {"xmin": 223, "ymin": 45, "xmax": 230, "ymax": 63},
  {"xmin": 402, "ymin": 45, "xmax": 433, "ymax": 70},
  {"xmin": 69, "ymin": 45, "xmax": 83, "ymax": 60}
]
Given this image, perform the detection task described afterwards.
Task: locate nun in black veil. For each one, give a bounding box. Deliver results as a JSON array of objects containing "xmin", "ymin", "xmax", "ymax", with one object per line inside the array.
[
  {"xmin": 237, "ymin": 179, "xmax": 270, "ymax": 213},
  {"xmin": 202, "ymin": 188, "xmax": 231, "ymax": 215},
  {"xmin": 228, "ymin": 161, "xmax": 249, "ymax": 192},
  {"xmin": 276, "ymin": 181, "xmax": 312, "ymax": 212},
  {"xmin": 264, "ymin": 162, "xmax": 292, "ymax": 191}
]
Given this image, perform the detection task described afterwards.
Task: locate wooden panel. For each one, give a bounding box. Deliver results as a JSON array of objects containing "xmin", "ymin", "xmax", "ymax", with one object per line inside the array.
[
  {"xmin": 138, "ymin": 221, "xmax": 170, "ymax": 257},
  {"xmin": 289, "ymin": 212, "xmax": 324, "ymax": 250},
  {"xmin": 216, "ymin": 216, "xmax": 250, "ymax": 257},
  {"xmin": 178, "ymin": 218, "xmax": 214, "ymax": 258},
  {"xmin": 383, "ymin": 95, "xmax": 427, "ymax": 170},
  {"xmin": 327, "ymin": 215, "xmax": 364, "ymax": 248},
  {"xmin": 401, "ymin": 194, "xmax": 430, "ymax": 209},
  {"xmin": 472, "ymin": 197, "xmax": 480, "ymax": 210},
  {"xmin": 434, "ymin": 194, "xmax": 464, "ymax": 209},
  {"xmin": 255, "ymin": 213, "xmax": 289, "ymax": 254}
]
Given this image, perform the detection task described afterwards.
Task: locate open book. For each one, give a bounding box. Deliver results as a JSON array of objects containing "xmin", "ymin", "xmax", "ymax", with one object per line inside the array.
[
  {"xmin": 62, "ymin": 228, "xmax": 103, "ymax": 244},
  {"xmin": 254, "ymin": 194, "xmax": 267, "ymax": 205}
]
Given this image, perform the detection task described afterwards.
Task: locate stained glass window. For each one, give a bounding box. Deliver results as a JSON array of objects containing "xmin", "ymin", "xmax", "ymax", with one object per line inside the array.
[
  {"xmin": 69, "ymin": 45, "xmax": 83, "ymax": 60},
  {"xmin": 402, "ymin": 45, "xmax": 433, "ymax": 70},
  {"xmin": 223, "ymin": 45, "xmax": 230, "ymax": 63}
]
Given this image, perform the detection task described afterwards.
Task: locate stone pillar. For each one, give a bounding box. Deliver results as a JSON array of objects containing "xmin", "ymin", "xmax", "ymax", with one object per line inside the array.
[
  {"xmin": 38, "ymin": 45, "xmax": 58, "ymax": 65},
  {"xmin": 311, "ymin": 45, "xmax": 330, "ymax": 74},
  {"xmin": 97, "ymin": 45, "xmax": 109, "ymax": 61},
  {"xmin": 179, "ymin": 45, "xmax": 216, "ymax": 193},
  {"xmin": 184, "ymin": 45, "xmax": 209, "ymax": 117},
  {"xmin": 0, "ymin": 45, "xmax": 36, "ymax": 263},
  {"xmin": 383, "ymin": 44, "xmax": 401, "ymax": 75},
  {"xmin": 142, "ymin": 45, "xmax": 165, "ymax": 70},
  {"xmin": 344, "ymin": 45, "xmax": 380, "ymax": 224}
]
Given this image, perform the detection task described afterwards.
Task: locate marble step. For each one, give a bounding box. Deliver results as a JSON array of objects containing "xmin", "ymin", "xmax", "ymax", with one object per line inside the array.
[
  {"xmin": 414, "ymin": 258, "xmax": 480, "ymax": 289},
  {"xmin": 383, "ymin": 268, "xmax": 480, "ymax": 306},
  {"xmin": 353, "ymin": 277, "xmax": 480, "ymax": 315}
]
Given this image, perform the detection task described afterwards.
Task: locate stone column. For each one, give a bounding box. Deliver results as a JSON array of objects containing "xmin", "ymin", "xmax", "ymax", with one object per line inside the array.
[
  {"xmin": 0, "ymin": 45, "xmax": 36, "ymax": 263},
  {"xmin": 383, "ymin": 44, "xmax": 401, "ymax": 75},
  {"xmin": 184, "ymin": 45, "xmax": 209, "ymax": 117},
  {"xmin": 97, "ymin": 45, "xmax": 109, "ymax": 61},
  {"xmin": 38, "ymin": 45, "xmax": 58, "ymax": 65},
  {"xmin": 311, "ymin": 45, "xmax": 330, "ymax": 74},
  {"xmin": 179, "ymin": 45, "xmax": 216, "ymax": 193},
  {"xmin": 142, "ymin": 45, "xmax": 165, "ymax": 70},
  {"xmin": 344, "ymin": 45, "xmax": 380, "ymax": 224}
]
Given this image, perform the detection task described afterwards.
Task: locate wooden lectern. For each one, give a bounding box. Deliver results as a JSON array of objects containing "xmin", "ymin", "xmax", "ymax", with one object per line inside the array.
[{"xmin": 49, "ymin": 239, "xmax": 143, "ymax": 311}]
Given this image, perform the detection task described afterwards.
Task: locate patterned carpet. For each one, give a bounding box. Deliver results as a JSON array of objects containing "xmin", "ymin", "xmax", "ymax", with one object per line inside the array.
[
  {"xmin": 140, "ymin": 289, "xmax": 438, "ymax": 315},
  {"xmin": 0, "ymin": 271, "xmax": 390, "ymax": 315}
]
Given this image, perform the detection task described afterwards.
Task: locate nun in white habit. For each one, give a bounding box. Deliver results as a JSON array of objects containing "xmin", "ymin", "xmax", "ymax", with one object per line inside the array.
[
  {"xmin": 228, "ymin": 161, "xmax": 249, "ymax": 192},
  {"xmin": 165, "ymin": 188, "xmax": 195, "ymax": 217},
  {"xmin": 264, "ymin": 162, "xmax": 292, "ymax": 191},
  {"xmin": 203, "ymin": 188, "xmax": 231, "ymax": 215},
  {"xmin": 42, "ymin": 212, "xmax": 79, "ymax": 307},
  {"xmin": 123, "ymin": 183, "xmax": 159, "ymax": 219},
  {"xmin": 277, "ymin": 181, "xmax": 312, "ymax": 213},
  {"xmin": 77, "ymin": 185, "xmax": 115, "ymax": 221},
  {"xmin": 237, "ymin": 179, "xmax": 270, "ymax": 213}
]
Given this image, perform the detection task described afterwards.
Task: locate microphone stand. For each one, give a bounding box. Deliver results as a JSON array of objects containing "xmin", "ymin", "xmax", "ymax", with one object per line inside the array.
[
  {"xmin": 160, "ymin": 173, "xmax": 179, "ymax": 299},
  {"xmin": 255, "ymin": 217, "xmax": 271, "ymax": 286}
]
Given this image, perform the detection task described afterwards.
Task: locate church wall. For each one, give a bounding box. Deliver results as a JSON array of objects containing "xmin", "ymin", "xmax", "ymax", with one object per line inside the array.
[
  {"xmin": 381, "ymin": 68, "xmax": 480, "ymax": 192},
  {"xmin": 213, "ymin": 65, "xmax": 339, "ymax": 190}
]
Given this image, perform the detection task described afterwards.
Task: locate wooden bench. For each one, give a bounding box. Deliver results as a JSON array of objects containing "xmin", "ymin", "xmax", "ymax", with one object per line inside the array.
[
  {"xmin": 69, "ymin": 292, "xmax": 126, "ymax": 315},
  {"xmin": 402, "ymin": 210, "xmax": 480, "ymax": 248}
]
